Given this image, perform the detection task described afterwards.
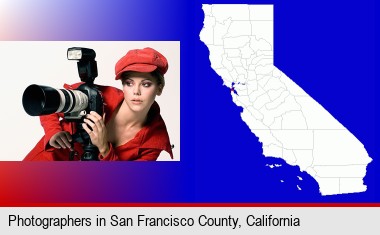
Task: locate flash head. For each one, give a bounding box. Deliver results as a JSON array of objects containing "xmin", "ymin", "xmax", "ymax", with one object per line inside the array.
[
  {"xmin": 67, "ymin": 47, "xmax": 96, "ymax": 61},
  {"xmin": 67, "ymin": 47, "xmax": 98, "ymax": 82}
]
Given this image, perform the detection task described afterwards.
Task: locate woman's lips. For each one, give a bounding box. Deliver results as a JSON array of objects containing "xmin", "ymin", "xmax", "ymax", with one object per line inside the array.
[{"xmin": 131, "ymin": 99, "xmax": 143, "ymax": 104}]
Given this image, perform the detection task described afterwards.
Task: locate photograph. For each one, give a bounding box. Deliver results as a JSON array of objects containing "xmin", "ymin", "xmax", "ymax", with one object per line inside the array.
[{"xmin": 0, "ymin": 41, "xmax": 180, "ymax": 161}]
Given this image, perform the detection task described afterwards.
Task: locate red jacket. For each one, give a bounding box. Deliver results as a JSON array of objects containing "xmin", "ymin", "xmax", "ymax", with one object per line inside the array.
[{"xmin": 23, "ymin": 83, "xmax": 173, "ymax": 161}]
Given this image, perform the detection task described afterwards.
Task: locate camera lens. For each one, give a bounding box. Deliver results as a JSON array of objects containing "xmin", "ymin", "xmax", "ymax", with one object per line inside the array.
[
  {"xmin": 22, "ymin": 84, "xmax": 88, "ymax": 116},
  {"xmin": 56, "ymin": 89, "xmax": 88, "ymax": 113}
]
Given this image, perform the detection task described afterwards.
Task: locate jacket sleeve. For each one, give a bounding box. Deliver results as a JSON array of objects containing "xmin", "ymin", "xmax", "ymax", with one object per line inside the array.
[
  {"xmin": 98, "ymin": 144, "xmax": 161, "ymax": 161},
  {"xmin": 40, "ymin": 113, "xmax": 62, "ymax": 150},
  {"xmin": 98, "ymin": 143, "xmax": 117, "ymax": 161},
  {"xmin": 135, "ymin": 148, "xmax": 161, "ymax": 161}
]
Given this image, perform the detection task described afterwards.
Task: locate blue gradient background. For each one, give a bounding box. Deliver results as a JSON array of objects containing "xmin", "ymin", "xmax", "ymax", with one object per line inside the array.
[{"xmin": 0, "ymin": 0, "xmax": 378, "ymax": 203}]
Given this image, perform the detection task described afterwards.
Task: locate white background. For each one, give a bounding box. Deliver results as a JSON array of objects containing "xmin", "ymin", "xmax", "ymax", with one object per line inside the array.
[{"xmin": 0, "ymin": 41, "xmax": 180, "ymax": 161}]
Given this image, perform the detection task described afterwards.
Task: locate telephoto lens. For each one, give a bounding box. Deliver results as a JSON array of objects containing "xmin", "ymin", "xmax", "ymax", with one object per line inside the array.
[{"xmin": 22, "ymin": 84, "xmax": 88, "ymax": 116}]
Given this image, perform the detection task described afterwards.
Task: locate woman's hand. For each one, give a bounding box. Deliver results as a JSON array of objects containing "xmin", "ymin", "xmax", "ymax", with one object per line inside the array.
[
  {"xmin": 49, "ymin": 131, "xmax": 73, "ymax": 150},
  {"xmin": 82, "ymin": 111, "xmax": 110, "ymax": 156}
]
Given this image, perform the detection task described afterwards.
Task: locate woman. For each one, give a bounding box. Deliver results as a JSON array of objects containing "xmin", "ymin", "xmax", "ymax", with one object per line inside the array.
[{"xmin": 23, "ymin": 47, "xmax": 173, "ymax": 161}]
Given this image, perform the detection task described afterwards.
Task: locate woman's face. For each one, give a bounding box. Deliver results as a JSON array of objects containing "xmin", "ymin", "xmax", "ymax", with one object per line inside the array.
[{"xmin": 122, "ymin": 72, "xmax": 162, "ymax": 113}]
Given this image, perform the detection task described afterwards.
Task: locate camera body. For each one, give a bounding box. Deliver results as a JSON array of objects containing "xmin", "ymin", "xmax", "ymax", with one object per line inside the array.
[
  {"xmin": 63, "ymin": 83, "xmax": 103, "ymax": 122},
  {"xmin": 22, "ymin": 47, "xmax": 104, "ymax": 161}
]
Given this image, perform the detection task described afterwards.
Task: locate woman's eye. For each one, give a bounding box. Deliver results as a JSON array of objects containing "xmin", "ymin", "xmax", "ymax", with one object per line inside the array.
[
  {"xmin": 123, "ymin": 81, "xmax": 133, "ymax": 86},
  {"xmin": 142, "ymin": 82, "xmax": 152, "ymax": 87}
]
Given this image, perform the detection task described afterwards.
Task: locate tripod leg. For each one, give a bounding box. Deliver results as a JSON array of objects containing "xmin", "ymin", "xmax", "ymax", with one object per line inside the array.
[
  {"xmin": 81, "ymin": 143, "xmax": 100, "ymax": 161},
  {"xmin": 69, "ymin": 142, "xmax": 77, "ymax": 161}
]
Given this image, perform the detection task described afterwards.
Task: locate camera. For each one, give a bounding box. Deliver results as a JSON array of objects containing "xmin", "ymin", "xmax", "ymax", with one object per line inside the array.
[
  {"xmin": 22, "ymin": 47, "xmax": 103, "ymax": 120},
  {"xmin": 22, "ymin": 47, "xmax": 104, "ymax": 161}
]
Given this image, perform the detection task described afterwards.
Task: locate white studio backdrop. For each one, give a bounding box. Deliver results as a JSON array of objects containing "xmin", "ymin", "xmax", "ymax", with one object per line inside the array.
[{"xmin": 0, "ymin": 41, "xmax": 180, "ymax": 161}]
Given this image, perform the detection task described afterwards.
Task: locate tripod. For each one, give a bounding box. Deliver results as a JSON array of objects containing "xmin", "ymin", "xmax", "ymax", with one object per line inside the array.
[{"xmin": 69, "ymin": 122, "xmax": 100, "ymax": 161}]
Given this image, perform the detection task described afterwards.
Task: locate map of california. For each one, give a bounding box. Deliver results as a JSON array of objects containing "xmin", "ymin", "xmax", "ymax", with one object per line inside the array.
[{"xmin": 199, "ymin": 4, "xmax": 372, "ymax": 195}]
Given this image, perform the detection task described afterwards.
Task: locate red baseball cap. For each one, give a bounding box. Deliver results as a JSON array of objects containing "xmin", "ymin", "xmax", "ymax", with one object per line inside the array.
[{"xmin": 115, "ymin": 47, "xmax": 168, "ymax": 80}]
